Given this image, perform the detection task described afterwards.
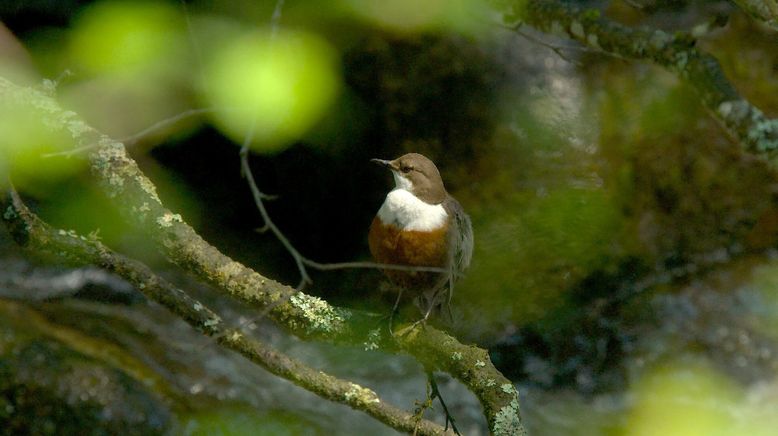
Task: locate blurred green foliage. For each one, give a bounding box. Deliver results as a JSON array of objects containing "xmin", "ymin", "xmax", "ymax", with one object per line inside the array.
[
  {"xmin": 343, "ymin": 0, "xmax": 490, "ymax": 34},
  {"xmin": 625, "ymin": 358, "xmax": 778, "ymax": 436},
  {"xmin": 202, "ymin": 28, "xmax": 341, "ymax": 152},
  {"xmin": 68, "ymin": 1, "xmax": 185, "ymax": 77},
  {"xmin": 0, "ymin": 105, "xmax": 84, "ymax": 193}
]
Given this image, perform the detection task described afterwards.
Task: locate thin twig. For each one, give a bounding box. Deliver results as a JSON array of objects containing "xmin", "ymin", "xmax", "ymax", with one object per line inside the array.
[
  {"xmin": 239, "ymin": 121, "xmax": 312, "ymax": 290},
  {"xmin": 121, "ymin": 108, "xmax": 217, "ymax": 145},
  {"xmin": 499, "ymin": 21, "xmax": 627, "ymax": 64},
  {"xmin": 42, "ymin": 107, "xmax": 219, "ymax": 158},
  {"xmin": 507, "ymin": 23, "xmax": 584, "ymax": 65},
  {"xmin": 304, "ymin": 259, "xmax": 448, "ymax": 274}
]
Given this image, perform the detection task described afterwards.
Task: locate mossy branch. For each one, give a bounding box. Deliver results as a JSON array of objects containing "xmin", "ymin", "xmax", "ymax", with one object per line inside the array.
[
  {"xmin": 1, "ymin": 188, "xmax": 450, "ymax": 435},
  {"xmin": 501, "ymin": 0, "xmax": 778, "ymax": 160},
  {"xmin": 0, "ymin": 76, "xmax": 525, "ymax": 436}
]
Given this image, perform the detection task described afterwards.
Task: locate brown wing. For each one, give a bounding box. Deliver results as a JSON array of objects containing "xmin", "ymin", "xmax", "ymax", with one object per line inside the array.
[{"xmin": 442, "ymin": 196, "xmax": 474, "ymax": 299}]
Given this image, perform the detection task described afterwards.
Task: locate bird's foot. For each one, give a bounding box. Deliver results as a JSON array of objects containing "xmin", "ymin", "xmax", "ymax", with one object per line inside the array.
[
  {"xmin": 396, "ymin": 316, "xmax": 429, "ymax": 337},
  {"xmin": 427, "ymin": 372, "xmax": 461, "ymax": 435}
]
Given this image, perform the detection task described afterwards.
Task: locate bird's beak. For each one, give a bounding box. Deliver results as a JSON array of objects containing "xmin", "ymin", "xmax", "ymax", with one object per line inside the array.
[{"xmin": 371, "ymin": 158, "xmax": 394, "ymax": 169}]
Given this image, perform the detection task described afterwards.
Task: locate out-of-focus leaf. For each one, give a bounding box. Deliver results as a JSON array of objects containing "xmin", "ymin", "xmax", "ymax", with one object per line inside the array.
[{"xmin": 202, "ymin": 29, "xmax": 341, "ymax": 153}]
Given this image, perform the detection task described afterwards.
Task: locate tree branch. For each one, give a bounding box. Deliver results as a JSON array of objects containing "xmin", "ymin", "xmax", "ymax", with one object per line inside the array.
[
  {"xmin": 0, "ymin": 76, "xmax": 525, "ymax": 435},
  {"xmin": 731, "ymin": 0, "xmax": 778, "ymax": 30},
  {"xmin": 500, "ymin": 0, "xmax": 778, "ymax": 160},
  {"xmin": 1, "ymin": 188, "xmax": 452, "ymax": 436}
]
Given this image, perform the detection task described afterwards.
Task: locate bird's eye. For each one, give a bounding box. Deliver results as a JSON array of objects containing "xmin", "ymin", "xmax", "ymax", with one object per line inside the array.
[{"xmin": 401, "ymin": 165, "xmax": 413, "ymax": 173}]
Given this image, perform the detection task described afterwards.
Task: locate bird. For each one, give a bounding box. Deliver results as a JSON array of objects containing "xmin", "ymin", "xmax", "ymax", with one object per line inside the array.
[{"xmin": 368, "ymin": 152, "xmax": 473, "ymax": 325}]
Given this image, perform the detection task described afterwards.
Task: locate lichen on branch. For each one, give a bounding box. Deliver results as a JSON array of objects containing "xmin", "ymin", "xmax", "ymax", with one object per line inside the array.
[
  {"xmin": 500, "ymin": 0, "xmax": 778, "ymax": 160},
  {"xmin": 0, "ymin": 75, "xmax": 526, "ymax": 435},
  {"xmin": 0, "ymin": 189, "xmax": 451, "ymax": 436}
]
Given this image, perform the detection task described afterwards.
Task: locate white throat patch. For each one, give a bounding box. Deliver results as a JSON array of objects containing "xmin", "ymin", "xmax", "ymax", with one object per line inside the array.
[
  {"xmin": 377, "ymin": 188, "xmax": 448, "ymax": 231},
  {"xmin": 392, "ymin": 171, "xmax": 412, "ymax": 191}
]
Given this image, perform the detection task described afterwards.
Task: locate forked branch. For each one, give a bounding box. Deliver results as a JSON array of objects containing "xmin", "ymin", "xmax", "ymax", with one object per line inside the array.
[
  {"xmin": 1, "ymin": 188, "xmax": 451, "ymax": 436},
  {"xmin": 0, "ymin": 76, "xmax": 525, "ymax": 435}
]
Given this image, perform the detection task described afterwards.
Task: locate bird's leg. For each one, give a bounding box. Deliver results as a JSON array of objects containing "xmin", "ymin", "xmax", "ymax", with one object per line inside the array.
[
  {"xmin": 400, "ymin": 283, "xmax": 448, "ymax": 335},
  {"xmin": 400, "ymin": 300, "xmax": 435, "ymax": 335},
  {"xmin": 426, "ymin": 370, "xmax": 461, "ymax": 435},
  {"xmin": 389, "ymin": 288, "xmax": 404, "ymax": 335}
]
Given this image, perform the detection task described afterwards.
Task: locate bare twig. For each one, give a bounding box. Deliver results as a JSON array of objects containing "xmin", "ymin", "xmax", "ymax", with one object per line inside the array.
[
  {"xmin": 501, "ymin": 22, "xmax": 584, "ymax": 65},
  {"xmin": 42, "ymin": 107, "xmax": 219, "ymax": 158},
  {"xmin": 1, "ymin": 188, "xmax": 452, "ymax": 436},
  {"xmin": 239, "ymin": 124, "xmax": 313, "ymax": 290},
  {"xmin": 304, "ymin": 259, "xmax": 449, "ymax": 274}
]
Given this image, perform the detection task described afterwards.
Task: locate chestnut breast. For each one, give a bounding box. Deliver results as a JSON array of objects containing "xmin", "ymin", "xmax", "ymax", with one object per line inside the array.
[{"xmin": 368, "ymin": 188, "xmax": 450, "ymax": 291}]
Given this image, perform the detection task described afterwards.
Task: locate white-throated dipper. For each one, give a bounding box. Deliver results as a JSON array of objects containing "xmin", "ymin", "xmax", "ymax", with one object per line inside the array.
[{"xmin": 368, "ymin": 153, "xmax": 473, "ymax": 322}]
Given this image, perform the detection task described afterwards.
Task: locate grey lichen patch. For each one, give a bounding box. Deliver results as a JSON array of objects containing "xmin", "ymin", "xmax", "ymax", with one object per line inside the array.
[
  {"xmin": 202, "ymin": 315, "xmax": 221, "ymax": 329},
  {"xmin": 649, "ymin": 30, "xmax": 671, "ymax": 50},
  {"xmin": 289, "ymin": 292, "xmax": 347, "ymax": 334},
  {"xmin": 363, "ymin": 328, "xmax": 381, "ymax": 351},
  {"xmin": 91, "ymin": 138, "xmax": 162, "ymax": 203},
  {"xmin": 133, "ymin": 202, "xmax": 152, "ymax": 220},
  {"xmin": 344, "ymin": 382, "xmax": 380, "ymax": 405},
  {"xmin": 137, "ymin": 175, "xmax": 161, "ymax": 204},
  {"xmin": 747, "ymin": 117, "xmax": 778, "ymax": 152},
  {"xmin": 156, "ymin": 212, "xmax": 183, "ymax": 228},
  {"xmin": 475, "ymin": 360, "xmax": 486, "ymax": 368},
  {"xmin": 93, "ymin": 141, "xmax": 131, "ymax": 197},
  {"xmin": 485, "ymin": 378, "xmax": 497, "ymax": 388},
  {"xmin": 493, "ymin": 378, "xmax": 523, "ymax": 435},
  {"xmin": 193, "ymin": 302, "xmax": 204, "ymax": 312},
  {"xmin": 673, "ymin": 51, "xmax": 689, "ymax": 72},
  {"xmin": 39, "ymin": 78, "xmax": 57, "ymax": 96},
  {"xmin": 451, "ymin": 351, "xmax": 463, "ymax": 361},
  {"xmin": 58, "ymin": 229, "xmax": 78, "ymax": 238},
  {"xmin": 717, "ymin": 100, "xmax": 778, "ymax": 152},
  {"xmin": 3, "ymin": 206, "xmax": 17, "ymax": 220},
  {"xmin": 718, "ymin": 100, "xmax": 752, "ymax": 124},
  {"xmin": 65, "ymin": 117, "xmax": 92, "ymax": 138},
  {"xmin": 493, "ymin": 399, "xmax": 523, "ymax": 436}
]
